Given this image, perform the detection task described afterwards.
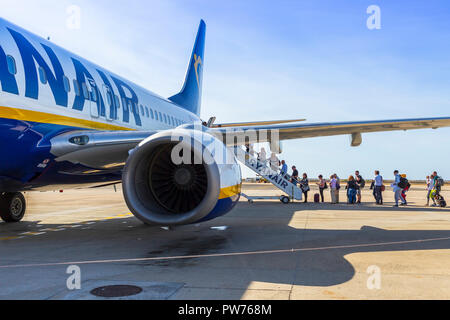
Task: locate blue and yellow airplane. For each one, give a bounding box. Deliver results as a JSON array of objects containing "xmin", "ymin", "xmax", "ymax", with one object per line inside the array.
[{"xmin": 0, "ymin": 18, "xmax": 449, "ymax": 225}]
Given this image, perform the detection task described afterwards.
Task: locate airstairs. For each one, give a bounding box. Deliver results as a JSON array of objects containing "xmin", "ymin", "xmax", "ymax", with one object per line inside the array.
[{"xmin": 234, "ymin": 147, "xmax": 303, "ymax": 203}]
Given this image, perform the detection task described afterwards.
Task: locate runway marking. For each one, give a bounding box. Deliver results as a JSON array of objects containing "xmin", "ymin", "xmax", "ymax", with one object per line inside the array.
[
  {"xmin": 39, "ymin": 228, "xmax": 65, "ymax": 232},
  {"xmin": 0, "ymin": 236, "xmax": 22, "ymax": 241},
  {"xmin": 0, "ymin": 236, "xmax": 449, "ymax": 269},
  {"xmin": 19, "ymin": 232, "xmax": 46, "ymax": 236}
]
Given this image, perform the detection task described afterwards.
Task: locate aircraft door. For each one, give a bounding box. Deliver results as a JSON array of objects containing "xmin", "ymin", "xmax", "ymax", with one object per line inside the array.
[
  {"xmin": 86, "ymin": 78, "xmax": 100, "ymax": 118},
  {"xmin": 103, "ymin": 84, "xmax": 115, "ymax": 121}
]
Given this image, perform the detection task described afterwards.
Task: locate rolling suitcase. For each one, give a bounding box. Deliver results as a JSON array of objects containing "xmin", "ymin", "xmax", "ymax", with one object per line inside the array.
[{"xmin": 314, "ymin": 193, "xmax": 320, "ymax": 203}]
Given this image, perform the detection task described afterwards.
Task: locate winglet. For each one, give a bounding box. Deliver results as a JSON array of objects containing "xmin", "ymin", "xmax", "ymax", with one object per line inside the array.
[{"xmin": 169, "ymin": 20, "xmax": 206, "ymax": 116}]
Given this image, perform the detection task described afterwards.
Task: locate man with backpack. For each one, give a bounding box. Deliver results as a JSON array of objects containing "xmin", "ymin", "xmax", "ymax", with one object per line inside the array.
[
  {"xmin": 355, "ymin": 171, "xmax": 365, "ymax": 204},
  {"xmin": 392, "ymin": 170, "xmax": 407, "ymax": 207},
  {"xmin": 430, "ymin": 171, "xmax": 445, "ymax": 207}
]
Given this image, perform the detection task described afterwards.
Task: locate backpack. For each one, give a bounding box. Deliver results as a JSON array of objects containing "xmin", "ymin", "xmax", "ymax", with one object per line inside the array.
[
  {"xmin": 398, "ymin": 177, "xmax": 408, "ymax": 189},
  {"xmin": 358, "ymin": 176, "xmax": 366, "ymax": 188},
  {"xmin": 436, "ymin": 176, "xmax": 445, "ymax": 188}
]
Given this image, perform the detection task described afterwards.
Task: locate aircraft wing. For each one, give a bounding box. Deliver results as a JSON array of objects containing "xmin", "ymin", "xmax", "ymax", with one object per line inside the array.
[
  {"xmin": 49, "ymin": 130, "xmax": 156, "ymax": 170},
  {"xmin": 208, "ymin": 116, "xmax": 450, "ymax": 146},
  {"xmin": 49, "ymin": 116, "xmax": 450, "ymax": 169}
]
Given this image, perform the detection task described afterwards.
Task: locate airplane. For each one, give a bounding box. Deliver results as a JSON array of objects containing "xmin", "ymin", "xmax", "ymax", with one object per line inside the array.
[{"xmin": 1, "ymin": 17, "xmax": 450, "ymax": 225}]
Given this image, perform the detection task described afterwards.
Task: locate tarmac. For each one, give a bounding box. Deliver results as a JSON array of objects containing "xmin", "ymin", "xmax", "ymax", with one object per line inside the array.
[{"xmin": 0, "ymin": 183, "xmax": 449, "ymax": 300}]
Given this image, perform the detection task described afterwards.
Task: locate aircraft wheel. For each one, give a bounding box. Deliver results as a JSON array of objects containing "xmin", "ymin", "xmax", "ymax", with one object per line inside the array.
[
  {"xmin": 0, "ymin": 192, "xmax": 26, "ymax": 223},
  {"xmin": 280, "ymin": 196, "xmax": 290, "ymax": 204}
]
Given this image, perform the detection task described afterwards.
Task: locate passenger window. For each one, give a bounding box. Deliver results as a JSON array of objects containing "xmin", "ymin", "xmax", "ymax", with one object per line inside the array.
[
  {"xmin": 106, "ymin": 90, "xmax": 112, "ymax": 107},
  {"xmin": 150, "ymin": 109, "xmax": 154, "ymax": 119},
  {"xmin": 38, "ymin": 67, "xmax": 47, "ymax": 84},
  {"xmin": 159, "ymin": 112, "xmax": 163, "ymax": 122},
  {"xmin": 73, "ymin": 80, "xmax": 80, "ymax": 96},
  {"xmin": 155, "ymin": 111, "xmax": 159, "ymax": 121},
  {"xmin": 6, "ymin": 55, "xmax": 16, "ymax": 75},
  {"xmin": 91, "ymin": 87, "xmax": 98, "ymax": 102},
  {"xmin": 63, "ymin": 76, "xmax": 70, "ymax": 92},
  {"xmin": 145, "ymin": 107, "xmax": 149, "ymax": 118},
  {"xmin": 140, "ymin": 105, "xmax": 144, "ymax": 116},
  {"xmin": 81, "ymin": 83, "xmax": 89, "ymax": 99},
  {"xmin": 114, "ymin": 95, "xmax": 120, "ymax": 109},
  {"xmin": 164, "ymin": 114, "xmax": 167, "ymax": 123}
]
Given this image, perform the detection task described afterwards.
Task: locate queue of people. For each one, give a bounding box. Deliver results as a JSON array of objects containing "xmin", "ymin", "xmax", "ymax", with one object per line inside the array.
[
  {"xmin": 249, "ymin": 147, "xmax": 445, "ymax": 207},
  {"xmin": 279, "ymin": 163, "xmax": 445, "ymax": 207}
]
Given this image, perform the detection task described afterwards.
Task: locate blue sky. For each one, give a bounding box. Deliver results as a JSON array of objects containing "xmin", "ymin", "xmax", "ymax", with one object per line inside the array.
[{"xmin": 2, "ymin": 0, "xmax": 450, "ymax": 180}]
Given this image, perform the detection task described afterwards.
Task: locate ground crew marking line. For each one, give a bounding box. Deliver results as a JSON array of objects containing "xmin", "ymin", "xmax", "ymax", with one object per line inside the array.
[
  {"xmin": 0, "ymin": 236, "xmax": 449, "ymax": 269},
  {"xmin": 19, "ymin": 232, "xmax": 46, "ymax": 236}
]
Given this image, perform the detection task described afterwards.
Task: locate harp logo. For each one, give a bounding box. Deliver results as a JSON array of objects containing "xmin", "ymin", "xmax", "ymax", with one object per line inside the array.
[{"xmin": 193, "ymin": 53, "xmax": 202, "ymax": 87}]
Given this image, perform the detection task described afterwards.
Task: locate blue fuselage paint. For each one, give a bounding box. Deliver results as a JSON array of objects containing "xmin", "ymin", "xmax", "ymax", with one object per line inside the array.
[{"xmin": 0, "ymin": 18, "xmax": 199, "ymax": 191}]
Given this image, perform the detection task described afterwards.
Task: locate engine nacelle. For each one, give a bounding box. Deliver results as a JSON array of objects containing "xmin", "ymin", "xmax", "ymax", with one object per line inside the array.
[{"xmin": 122, "ymin": 128, "xmax": 242, "ymax": 226}]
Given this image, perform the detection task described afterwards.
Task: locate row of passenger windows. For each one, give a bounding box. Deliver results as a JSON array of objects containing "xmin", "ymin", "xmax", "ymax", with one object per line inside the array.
[{"xmin": 4, "ymin": 55, "xmax": 187, "ymax": 126}]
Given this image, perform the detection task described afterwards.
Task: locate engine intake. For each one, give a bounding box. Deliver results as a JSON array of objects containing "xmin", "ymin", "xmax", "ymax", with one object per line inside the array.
[{"xmin": 122, "ymin": 129, "xmax": 240, "ymax": 226}]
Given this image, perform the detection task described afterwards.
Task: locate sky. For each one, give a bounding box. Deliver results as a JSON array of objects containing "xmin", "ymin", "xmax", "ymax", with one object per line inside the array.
[{"xmin": 2, "ymin": 0, "xmax": 450, "ymax": 180}]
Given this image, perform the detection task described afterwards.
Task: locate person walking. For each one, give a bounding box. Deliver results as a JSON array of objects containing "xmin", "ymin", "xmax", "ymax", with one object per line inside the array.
[
  {"xmin": 269, "ymin": 153, "xmax": 280, "ymax": 172},
  {"xmin": 355, "ymin": 171, "xmax": 365, "ymax": 204},
  {"xmin": 373, "ymin": 170, "xmax": 384, "ymax": 205},
  {"xmin": 392, "ymin": 170, "xmax": 406, "ymax": 207},
  {"xmin": 426, "ymin": 173, "xmax": 435, "ymax": 206},
  {"xmin": 258, "ymin": 148, "xmax": 267, "ymax": 165},
  {"xmin": 300, "ymin": 173, "xmax": 310, "ymax": 203},
  {"xmin": 317, "ymin": 175, "xmax": 327, "ymax": 203},
  {"xmin": 346, "ymin": 176, "xmax": 359, "ymax": 204},
  {"xmin": 280, "ymin": 160, "xmax": 288, "ymax": 179},
  {"xmin": 291, "ymin": 166, "xmax": 299, "ymax": 185}
]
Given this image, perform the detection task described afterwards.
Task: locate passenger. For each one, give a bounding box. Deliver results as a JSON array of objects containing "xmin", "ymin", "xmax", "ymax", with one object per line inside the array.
[
  {"xmin": 373, "ymin": 170, "xmax": 384, "ymax": 205},
  {"xmin": 291, "ymin": 166, "xmax": 299, "ymax": 185},
  {"xmin": 280, "ymin": 160, "xmax": 288, "ymax": 178},
  {"xmin": 346, "ymin": 176, "xmax": 358, "ymax": 204},
  {"xmin": 355, "ymin": 171, "xmax": 365, "ymax": 204},
  {"xmin": 392, "ymin": 170, "xmax": 406, "ymax": 207},
  {"xmin": 431, "ymin": 171, "xmax": 445, "ymax": 207},
  {"xmin": 334, "ymin": 174, "xmax": 341, "ymax": 204},
  {"xmin": 300, "ymin": 173, "xmax": 310, "ymax": 203},
  {"xmin": 269, "ymin": 153, "xmax": 280, "ymax": 173},
  {"xmin": 330, "ymin": 175, "xmax": 338, "ymax": 204},
  {"xmin": 258, "ymin": 148, "xmax": 267, "ymax": 165},
  {"xmin": 427, "ymin": 173, "xmax": 435, "ymax": 206},
  {"xmin": 400, "ymin": 174, "xmax": 410, "ymax": 205},
  {"xmin": 317, "ymin": 175, "xmax": 327, "ymax": 203}
]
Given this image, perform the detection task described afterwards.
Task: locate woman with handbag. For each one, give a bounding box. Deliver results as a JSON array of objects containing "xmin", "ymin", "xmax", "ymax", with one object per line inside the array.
[
  {"xmin": 317, "ymin": 175, "xmax": 327, "ymax": 203},
  {"xmin": 300, "ymin": 173, "xmax": 310, "ymax": 203}
]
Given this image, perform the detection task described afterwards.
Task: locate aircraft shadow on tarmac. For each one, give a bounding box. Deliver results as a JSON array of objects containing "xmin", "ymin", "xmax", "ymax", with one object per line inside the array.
[{"xmin": 1, "ymin": 202, "xmax": 450, "ymax": 298}]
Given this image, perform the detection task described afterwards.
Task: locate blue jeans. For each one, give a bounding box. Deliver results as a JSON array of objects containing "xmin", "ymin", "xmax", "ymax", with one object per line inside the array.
[
  {"xmin": 395, "ymin": 189, "xmax": 405, "ymax": 205},
  {"xmin": 347, "ymin": 188, "xmax": 357, "ymax": 204}
]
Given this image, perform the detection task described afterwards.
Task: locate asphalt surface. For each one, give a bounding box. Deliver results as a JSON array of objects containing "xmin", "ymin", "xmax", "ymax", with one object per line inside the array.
[{"xmin": 0, "ymin": 183, "xmax": 449, "ymax": 300}]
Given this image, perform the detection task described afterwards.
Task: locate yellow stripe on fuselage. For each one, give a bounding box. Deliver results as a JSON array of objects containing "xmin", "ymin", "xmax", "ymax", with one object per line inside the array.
[
  {"xmin": 219, "ymin": 184, "xmax": 242, "ymax": 200},
  {"xmin": 0, "ymin": 106, "xmax": 135, "ymax": 131}
]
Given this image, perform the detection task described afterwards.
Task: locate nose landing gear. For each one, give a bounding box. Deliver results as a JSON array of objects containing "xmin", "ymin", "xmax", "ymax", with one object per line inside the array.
[{"xmin": 0, "ymin": 192, "xmax": 26, "ymax": 223}]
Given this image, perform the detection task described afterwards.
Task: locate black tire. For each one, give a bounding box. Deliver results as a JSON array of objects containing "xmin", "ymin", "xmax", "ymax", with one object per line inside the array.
[
  {"xmin": 0, "ymin": 192, "xmax": 26, "ymax": 223},
  {"xmin": 281, "ymin": 196, "xmax": 290, "ymax": 204}
]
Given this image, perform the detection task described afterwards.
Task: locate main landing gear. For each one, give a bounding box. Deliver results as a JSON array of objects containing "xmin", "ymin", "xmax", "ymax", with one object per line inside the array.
[{"xmin": 0, "ymin": 192, "xmax": 26, "ymax": 223}]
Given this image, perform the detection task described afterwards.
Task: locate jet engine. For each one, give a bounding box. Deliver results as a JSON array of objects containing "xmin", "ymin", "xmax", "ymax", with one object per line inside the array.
[{"xmin": 122, "ymin": 128, "xmax": 242, "ymax": 226}]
